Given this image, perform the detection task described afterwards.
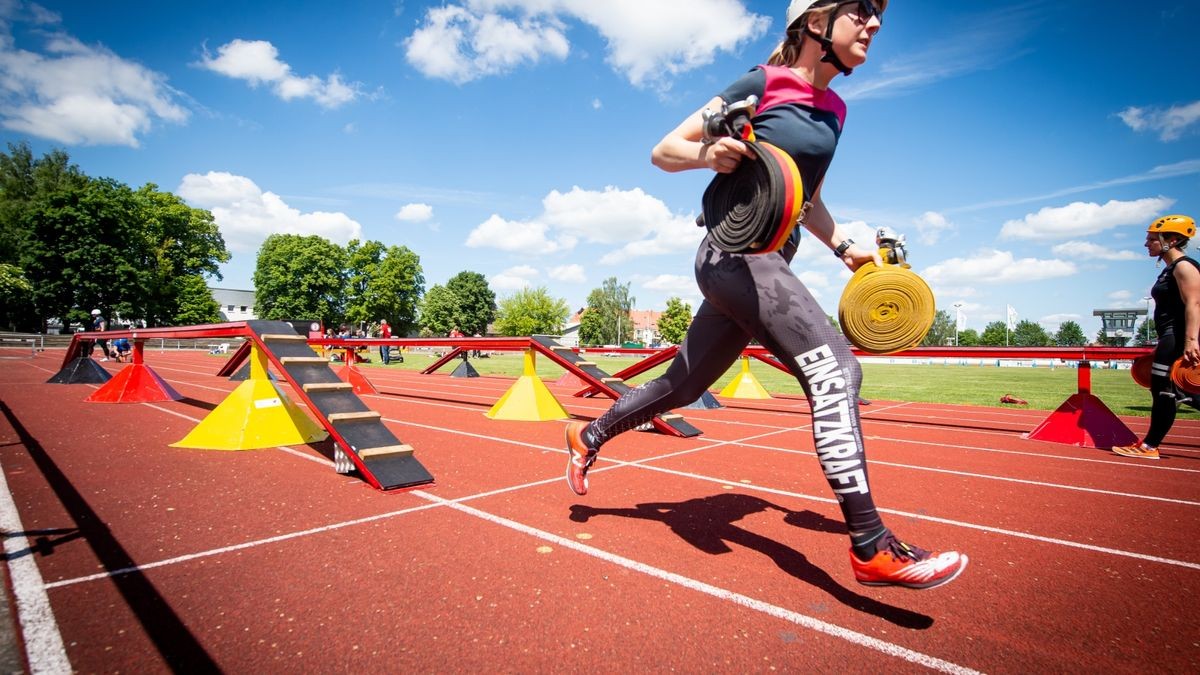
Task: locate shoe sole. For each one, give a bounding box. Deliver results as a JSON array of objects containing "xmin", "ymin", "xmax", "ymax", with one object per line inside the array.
[
  {"xmin": 1112, "ymin": 450, "xmax": 1160, "ymax": 460},
  {"xmin": 856, "ymin": 554, "xmax": 969, "ymax": 590}
]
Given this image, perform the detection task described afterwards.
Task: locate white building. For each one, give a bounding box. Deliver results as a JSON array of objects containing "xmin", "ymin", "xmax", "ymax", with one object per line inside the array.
[{"xmin": 210, "ymin": 288, "xmax": 257, "ymax": 322}]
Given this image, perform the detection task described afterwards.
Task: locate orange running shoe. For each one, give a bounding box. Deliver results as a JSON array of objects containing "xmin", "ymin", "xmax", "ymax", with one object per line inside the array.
[
  {"xmin": 565, "ymin": 421, "xmax": 598, "ymax": 496},
  {"xmin": 850, "ymin": 532, "xmax": 967, "ymax": 590},
  {"xmin": 1112, "ymin": 442, "xmax": 1160, "ymax": 460}
]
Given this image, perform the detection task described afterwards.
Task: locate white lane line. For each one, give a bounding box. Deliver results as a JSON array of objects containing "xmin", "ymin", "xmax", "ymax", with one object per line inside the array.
[
  {"xmin": 0, "ymin": 455, "xmax": 71, "ymax": 672},
  {"xmin": 414, "ymin": 490, "xmax": 982, "ymax": 675}
]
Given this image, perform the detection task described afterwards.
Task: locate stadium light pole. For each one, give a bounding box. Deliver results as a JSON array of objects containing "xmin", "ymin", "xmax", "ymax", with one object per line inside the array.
[
  {"xmin": 1143, "ymin": 296, "xmax": 1152, "ymax": 344},
  {"xmin": 952, "ymin": 302, "xmax": 964, "ymax": 346}
]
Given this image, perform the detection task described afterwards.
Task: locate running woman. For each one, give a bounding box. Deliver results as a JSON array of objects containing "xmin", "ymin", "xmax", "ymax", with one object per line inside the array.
[
  {"xmin": 1114, "ymin": 215, "xmax": 1200, "ymax": 460},
  {"xmin": 564, "ymin": 0, "xmax": 967, "ymax": 590}
]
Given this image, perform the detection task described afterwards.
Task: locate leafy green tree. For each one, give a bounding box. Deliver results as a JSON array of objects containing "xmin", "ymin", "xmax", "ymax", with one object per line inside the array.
[
  {"xmin": 493, "ymin": 286, "xmax": 569, "ymax": 336},
  {"xmin": 24, "ymin": 176, "xmax": 142, "ymax": 331},
  {"xmin": 418, "ymin": 284, "xmax": 458, "ymax": 336},
  {"xmin": 979, "ymin": 320, "xmax": 1008, "ymax": 346},
  {"xmin": 131, "ymin": 184, "xmax": 229, "ymax": 326},
  {"xmin": 446, "ymin": 271, "xmax": 496, "ymax": 336},
  {"xmin": 921, "ymin": 309, "xmax": 955, "ymax": 346},
  {"xmin": 173, "ymin": 274, "xmax": 222, "ymax": 325},
  {"xmin": 1134, "ymin": 318, "xmax": 1156, "ymax": 346},
  {"xmin": 957, "ymin": 328, "xmax": 980, "ymax": 346},
  {"xmin": 344, "ymin": 240, "xmax": 424, "ymax": 335},
  {"xmin": 657, "ymin": 297, "xmax": 692, "ymax": 345},
  {"xmin": 1054, "ymin": 320, "xmax": 1088, "ymax": 347},
  {"xmin": 580, "ymin": 277, "xmax": 634, "ymax": 346},
  {"xmin": 1011, "ymin": 319, "xmax": 1050, "ymax": 347},
  {"xmin": 0, "ymin": 263, "xmax": 33, "ymax": 331},
  {"xmin": 253, "ymin": 234, "xmax": 347, "ymax": 324},
  {"xmin": 0, "ymin": 142, "xmax": 85, "ymax": 268}
]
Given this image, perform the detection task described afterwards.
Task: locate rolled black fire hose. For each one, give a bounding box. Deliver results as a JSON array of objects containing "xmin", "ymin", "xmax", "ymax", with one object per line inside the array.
[{"xmin": 700, "ymin": 140, "xmax": 805, "ymax": 254}]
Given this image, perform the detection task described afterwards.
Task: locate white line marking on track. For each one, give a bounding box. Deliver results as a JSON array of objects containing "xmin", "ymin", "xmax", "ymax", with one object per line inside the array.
[
  {"xmin": 0, "ymin": 454, "xmax": 71, "ymax": 672},
  {"xmin": 413, "ymin": 490, "xmax": 983, "ymax": 675}
]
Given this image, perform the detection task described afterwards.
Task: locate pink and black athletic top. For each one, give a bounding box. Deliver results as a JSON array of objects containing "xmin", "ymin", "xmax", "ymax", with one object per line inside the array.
[{"xmin": 718, "ymin": 65, "xmax": 846, "ymax": 206}]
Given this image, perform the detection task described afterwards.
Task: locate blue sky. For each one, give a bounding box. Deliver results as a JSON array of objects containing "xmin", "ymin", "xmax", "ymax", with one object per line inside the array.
[{"xmin": 1, "ymin": 0, "xmax": 1197, "ymax": 337}]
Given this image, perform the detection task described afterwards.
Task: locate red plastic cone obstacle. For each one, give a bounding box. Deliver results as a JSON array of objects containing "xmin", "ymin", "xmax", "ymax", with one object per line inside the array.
[
  {"xmin": 336, "ymin": 348, "xmax": 378, "ymax": 395},
  {"xmin": 85, "ymin": 341, "xmax": 182, "ymax": 403},
  {"xmin": 1025, "ymin": 392, "xmax": 1137, "ymax": 449}
]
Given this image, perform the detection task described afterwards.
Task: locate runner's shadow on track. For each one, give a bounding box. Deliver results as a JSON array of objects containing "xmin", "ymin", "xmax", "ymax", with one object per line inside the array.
[
  {"xmin": 569, "ymin": 493, "xmax": 934, "ymax": 629},
  {"xmin": 0, "ymin": 401, "xmax": 220, "ymax": 670}
]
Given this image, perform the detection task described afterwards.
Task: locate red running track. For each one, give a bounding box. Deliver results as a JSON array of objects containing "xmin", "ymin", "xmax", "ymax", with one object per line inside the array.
[{"xmin": 1, "ymin": 350, "xmax": 1198, "ymax": 673}]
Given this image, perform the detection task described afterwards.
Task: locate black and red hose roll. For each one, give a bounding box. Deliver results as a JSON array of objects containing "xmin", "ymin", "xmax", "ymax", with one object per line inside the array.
[{"xmin": 700, "ymin": 140, "xmax": 805, "ymax": 254}]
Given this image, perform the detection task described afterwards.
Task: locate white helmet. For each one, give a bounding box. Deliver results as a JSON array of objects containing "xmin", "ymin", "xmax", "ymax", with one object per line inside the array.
[
  {"xmin": 786, "ymin": 0, "xmax": 827, "ymax": 30},
  {"xmin": 91, "ymin": 309, "xmax": 101, "ymax": 316}
]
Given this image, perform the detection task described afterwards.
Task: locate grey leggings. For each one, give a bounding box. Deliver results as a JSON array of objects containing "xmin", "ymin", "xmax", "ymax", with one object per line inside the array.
[{"xmin": 587, "ymin": 234, "xmax": 884, "ymax": 537}]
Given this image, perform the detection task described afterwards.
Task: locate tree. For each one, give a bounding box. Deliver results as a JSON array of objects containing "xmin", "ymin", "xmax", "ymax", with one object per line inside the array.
[
  {"xmin": 130, "ymin": 184, "xmax": 229, "ymax": 326},
  {"xmin": 493, "ymin": 286, "xmax": 569, "ymax": 336},
  {"xmin": 446, "ymin": 271, "xmax": 496, "ymax": 336},
  {"xmin": 172, "ymin": 274, "xmax": 222, "ymax": 326},
  {"xmin": 1011, "ymin": 319, "xmax": 1050, "ymax": 347},
  {"xmin": 957, "ymin": 328, "xmax": 980, "ymax": 346},
  {"xmin": 253, "ymin": 234, "xmax": 347, "ymax": 324},
  {"xmin": 657, "ymin": 297, "xmax": 692, "ymax": 345},
  {"xmin": 418, "ymin": 284, "xmax": 458, "ymax": 336},
  {"xmin": 921, "ymin": 309, "xmax": 955, "ymax": 346},
  {"xmin": 1134, "ymin": 318, "xmax": 1157, "ymax": 346},
  {"xmin": 979, "ymin": 321, "xmax": 1008, "ymax": 346},
  {"xmin": 1053, "ymin": 320, "xmax": 1088, "ymax": 347},
  {"xmin": 24, "ymin": 176, "xmax": 142, "ymax": 331},
  {"xmin": 580, "ymin": 277, "xmax": 634, "ymax": 346},
  {"xmin": 0, "ymin": 263, "xmax": 33, "ymax": 331},
  {"xmin": 344, "ymin": 240, "xmax": 424, "ymax": 335}
]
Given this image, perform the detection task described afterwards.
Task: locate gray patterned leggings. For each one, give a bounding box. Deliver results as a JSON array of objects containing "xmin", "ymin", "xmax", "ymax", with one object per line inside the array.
[{"xmin": 585, "ymin": 234, "xmax": 884, "ymax": 537}]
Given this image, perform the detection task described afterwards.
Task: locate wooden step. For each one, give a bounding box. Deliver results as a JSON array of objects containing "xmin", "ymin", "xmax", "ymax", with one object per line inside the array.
[
  {"xmin": 327, "ymin": 411, "xmax": 382, "ymax": 423},
  {"xmin": 261, "ymin": 334, "xmax": 307, "ymax": 342},
  {"xmin": 280, "ymin": 357, "xmax": 328, "ymax": 365},
  {"xmin": 601, "ymin": 377, "xmax": 623, "ymax": 383},
  {"xmin": 574, "ymin": 361, "xmax": 596, "ymax": 367},
  {"xmin": 660, "ymin": 413, "xmax": 682, "ymax": 421},
  {"xmin": 551, "ymin": 345, "xmax": 572, "ymax": 351},
  {"xmin": 302, "ymin": 382, "xmax": 352, "ymax": 393},
  {"xmin": 359, "ymin": 444, "xmax": 414, "ymax": 459}
]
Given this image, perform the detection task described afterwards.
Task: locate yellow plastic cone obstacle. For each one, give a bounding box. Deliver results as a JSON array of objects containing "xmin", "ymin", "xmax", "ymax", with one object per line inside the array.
[
  {"xmin": 719, "ymin": 356, "xmax": 772, "ymax": 399},
  {"xmin": 486, "ymin": 349, "xmax": 569, "ymax": 421},
  {"xmin": 172, "ymin": 342, "xmax": 327, "ymax": 450}
]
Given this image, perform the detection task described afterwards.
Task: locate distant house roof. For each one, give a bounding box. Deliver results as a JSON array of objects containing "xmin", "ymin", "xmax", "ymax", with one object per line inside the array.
[{"xmin": 210, "ymin": 288, "xmax": 255, "ymax": 306}]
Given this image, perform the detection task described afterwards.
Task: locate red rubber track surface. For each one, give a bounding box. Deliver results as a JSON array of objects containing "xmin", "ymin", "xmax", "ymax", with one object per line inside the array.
[{"xmin": 1, "ymin": 350, "xmax": 1198, "ymax": 673}]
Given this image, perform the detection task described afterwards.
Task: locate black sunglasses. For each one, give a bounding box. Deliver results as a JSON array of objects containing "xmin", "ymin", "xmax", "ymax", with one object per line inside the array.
[{"xmin": 839, "ymin": 0, "xmax": 883, "ymax": 25}]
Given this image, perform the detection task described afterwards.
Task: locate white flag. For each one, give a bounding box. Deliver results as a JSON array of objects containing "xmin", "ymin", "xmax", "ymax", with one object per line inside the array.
[
  {"xmin": 955, "ymin": 308, "xmax": 966, "ymax": 331},
  {"xmin": 1006, "ymin": 304, "xmax": 1018, "ymax": 330}
]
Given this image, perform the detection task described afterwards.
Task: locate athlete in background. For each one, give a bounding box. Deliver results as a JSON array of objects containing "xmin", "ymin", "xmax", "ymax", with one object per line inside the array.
[
  {"xmin": 1115, "ymin": 215, "xmax": 1200, "ymax": 460},
  {"xmin": 564, "ymin": 0, "xmax": 966, "ymax": 589}
]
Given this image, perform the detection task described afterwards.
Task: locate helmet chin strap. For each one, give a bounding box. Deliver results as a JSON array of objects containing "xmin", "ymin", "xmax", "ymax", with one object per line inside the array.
[{"xmin": 805, "ymin": 18, "xmax": 854, "ymax": 75}]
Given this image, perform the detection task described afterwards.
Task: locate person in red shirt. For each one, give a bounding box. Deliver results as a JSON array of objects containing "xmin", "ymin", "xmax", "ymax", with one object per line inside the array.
[{"xmin": 379, "ymin": 319, "xmax": 392, "ymax": 365}]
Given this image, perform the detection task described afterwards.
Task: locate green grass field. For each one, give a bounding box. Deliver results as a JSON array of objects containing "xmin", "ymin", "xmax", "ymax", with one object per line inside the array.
[{"xmin": 366, "ymin": 349, "xmax": 1184, "ymax": 419}]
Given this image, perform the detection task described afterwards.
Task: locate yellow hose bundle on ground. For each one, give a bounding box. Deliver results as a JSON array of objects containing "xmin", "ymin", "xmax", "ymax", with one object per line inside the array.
[{"xmin": 838, "ymin": 255, "xmax": 935, "ymax": 355}]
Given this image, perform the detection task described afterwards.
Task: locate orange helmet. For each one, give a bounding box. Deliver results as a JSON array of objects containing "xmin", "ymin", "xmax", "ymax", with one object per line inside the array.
[{"xmin": 1148, "ymin": 214, "xmax": 1196, "ymax": 239}]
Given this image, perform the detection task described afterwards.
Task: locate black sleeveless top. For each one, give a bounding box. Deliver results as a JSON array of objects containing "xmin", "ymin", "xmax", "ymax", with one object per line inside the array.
[{"xmin": 1151, "ymin": 256, "xmax": 1200, "ymax": 336}]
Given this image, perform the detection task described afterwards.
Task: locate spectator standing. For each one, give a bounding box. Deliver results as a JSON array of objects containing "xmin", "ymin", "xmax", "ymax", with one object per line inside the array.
[{"xmin": 379, "ymin": 319, "xmax": 392, "ymax": 365}]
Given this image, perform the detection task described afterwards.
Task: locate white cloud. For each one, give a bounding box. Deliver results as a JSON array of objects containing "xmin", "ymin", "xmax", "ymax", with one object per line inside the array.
[
  {"xmin": 999, "ymin": 197, "xmax": 1175, "ymax": 241},
  {"xmin": 403, "ymin": 5, "xmax": 569, "ymax": 84},
  {"xmin": 548, "ymin": 264, "xmax": 585, "ymax": 283},
  {"xmin": 404, "ymin": 0, "xmax": 768, "ymax": 89},
  {"xmin": 199, "ymin": 39, "xmax": 361, "ymax": 109},
  {"xmin": 1119, "ymin": 100, "xmax": 1200, "ymax": 141},
  {"xmin": 0, "ymin": 26, "xmax": 187, "ymax": 146},
  {"xmin": 177, "ymin": 171, "xmax": 363, "ymax": 253},
  {"xmin": 490, "ymin": 264, "xmax": 539, "ymax": 291},
  {"xmin": 1107, "ymin": 290, "xmax": 1134, "ymax": 303},
  {"xmin": 1050, "ymin": 240, "xmax": 1141, "ymax": 261},
  {"xmin": 394, "ymin": 203, "xmax": 434, "ymax": 222},
  {"xmin": 921, "ymin": 250, "xmax": 1077, "ymax": 286},
  {"xmin": 914, "ymin": 211, "xmax": 953, "ymax": 245},
  {"xmin": 464, "ymin": 185, "xmax": 699, "ymax": 261},
  {"xmin": 642, "ymin": 274, "xmax": 696, "ymax": 296}
]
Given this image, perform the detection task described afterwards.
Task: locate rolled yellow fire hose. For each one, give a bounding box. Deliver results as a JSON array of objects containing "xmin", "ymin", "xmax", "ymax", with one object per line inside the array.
[{"xmin": 838, "ymin": 250, "xmax": 935, "ymax": 355}]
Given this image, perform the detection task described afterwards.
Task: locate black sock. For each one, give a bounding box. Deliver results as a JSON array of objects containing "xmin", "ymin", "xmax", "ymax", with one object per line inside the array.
[
  {"xmin": 850, "ymin": 526, "xmax": 889, "ymax": 560},
  {"xmin": 581, "ymin": 424, "xmax": 601, "ymax": 452}
]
